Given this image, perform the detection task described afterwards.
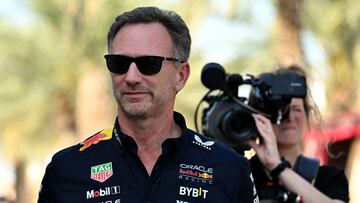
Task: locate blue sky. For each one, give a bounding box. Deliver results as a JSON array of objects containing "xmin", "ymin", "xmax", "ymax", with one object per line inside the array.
[
  {"xmin": 0, "ymin": 0, "xmax": 36, "ymax": 25},
  {"xmin": 194, "ymin": 0, "xmax": 276, "ymax": 63}
]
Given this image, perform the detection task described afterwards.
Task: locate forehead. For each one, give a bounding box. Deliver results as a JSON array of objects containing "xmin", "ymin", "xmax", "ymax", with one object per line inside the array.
[
  {"xmin": 111, "ymin": 22, "xmax": 173, "ymax": 56},
  {"xmin": 291, "ymin": 98, "xmax": 304, "ymax": 107}
]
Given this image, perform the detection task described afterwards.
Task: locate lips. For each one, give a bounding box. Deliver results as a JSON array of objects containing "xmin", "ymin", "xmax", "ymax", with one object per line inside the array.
[
  {"xmin": 280, "ymin": 125, "xmax": 296, "ymax": 131},
  {"xmin": 124, "ymin": 91, "xmax": 147, "ymax": 95},
  {"xmin": 122, "ymin": 91, "xmax": 149, "ymax": 101}
]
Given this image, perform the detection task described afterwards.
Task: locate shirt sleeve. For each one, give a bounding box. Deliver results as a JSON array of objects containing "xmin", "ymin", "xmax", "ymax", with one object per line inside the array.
[
  {"xmin": 314, "ymin": 166, "xmax": 349, "ymax": 202},
  {"xmin": 237, "ymin": 158, "xmax": 260, "ymax": 203},
  {"xmin": 37, "ymin": 161, "xmax": 57, "ymax": 203}
]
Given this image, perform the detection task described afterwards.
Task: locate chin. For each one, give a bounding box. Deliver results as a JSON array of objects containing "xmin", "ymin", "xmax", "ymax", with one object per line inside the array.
[
  {"xmin": 278, "ymin": 140, "xmax": 298, "ymax": 147},
  {"xmin": 125, "ymin": 111, "xmax": 147, "ymax": 118},
  {"xmin": 122, "ymin": 105, "xmax": 150, "ymax": 118},
  {"xmin": 277, "ymin": 134, "xmax": 300, "ymax": 145}
]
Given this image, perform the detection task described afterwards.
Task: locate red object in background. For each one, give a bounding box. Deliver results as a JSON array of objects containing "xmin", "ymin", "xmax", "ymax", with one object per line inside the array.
[{"xmin": 304, "ymin": 112, "xmax": 360, "ymax": 164}]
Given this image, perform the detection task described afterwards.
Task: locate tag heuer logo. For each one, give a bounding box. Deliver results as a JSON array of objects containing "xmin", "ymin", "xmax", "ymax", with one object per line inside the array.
[{"xmin": 91, "ymin": 162, "xmax": 113, "ymax": 183}]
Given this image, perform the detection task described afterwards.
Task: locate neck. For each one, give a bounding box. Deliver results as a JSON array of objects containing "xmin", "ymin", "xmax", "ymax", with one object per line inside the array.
[
  {"xmin": 278, "ymin": 144, "xmax": 301, "ymax": 166},
  {"xmin": 117, "ymin": 109, "xmax": 181, "ymax": 175},
  {"xmin": 118, "ymin": 109, "xmax": 180, "ymax": 145}
]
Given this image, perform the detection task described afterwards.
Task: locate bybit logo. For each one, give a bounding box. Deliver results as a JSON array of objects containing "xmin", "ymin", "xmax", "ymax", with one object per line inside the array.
[{"xmin": 179, "ymin": 186, "xmax": 208, "ymax": 199}]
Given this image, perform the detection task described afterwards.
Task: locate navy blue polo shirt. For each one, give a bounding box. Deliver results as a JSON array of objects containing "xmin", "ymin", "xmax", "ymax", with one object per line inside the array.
[{"xmin": 38, "ymin": 112, "xmax": 258, "ymax": 203}]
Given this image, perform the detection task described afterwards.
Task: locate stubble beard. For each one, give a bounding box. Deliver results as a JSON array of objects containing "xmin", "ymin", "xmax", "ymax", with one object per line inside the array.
[
  {"xmin": 113, "ymin": 81, "xmax": 174, "ymax": 120},
  {"xmin": 120, "ymin": 101, "xmax": 151, "ymax": 119},
  {"xmin": 113, "ymin": 91, "xmax": 151, "ymax": 119}
]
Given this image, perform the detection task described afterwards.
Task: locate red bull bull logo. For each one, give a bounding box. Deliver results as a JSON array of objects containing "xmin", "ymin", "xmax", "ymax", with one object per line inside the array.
[
  {"xmin": 79, "ymin": 128, "xmax": 112, "ymax": 151},
  {"xmin": 198, "ymin": 172, "xmax": 213, "ymax": 179}
]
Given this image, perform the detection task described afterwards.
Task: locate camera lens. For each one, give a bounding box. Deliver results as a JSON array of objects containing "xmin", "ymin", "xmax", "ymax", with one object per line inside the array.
[{"xmin": 221, "ymin": 110, "xmax": 258, "ymax": 142}]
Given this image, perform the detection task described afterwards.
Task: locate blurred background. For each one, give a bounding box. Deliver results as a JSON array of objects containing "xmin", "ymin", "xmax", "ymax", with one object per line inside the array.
[{"xmin": 1, "ymin": 0, "xmax": 360, "ymax": 202}]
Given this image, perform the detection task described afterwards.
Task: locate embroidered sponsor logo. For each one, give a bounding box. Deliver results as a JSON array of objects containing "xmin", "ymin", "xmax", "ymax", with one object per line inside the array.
[
  {"xmin": 178, "ymin": 163, "xmax": 214, "ymax": 184},
  {"xmin": 193, "ymin": 135, "xmax": 214, "ymax": 150},
  {"xmin": 179, "ymin": 186, "xmax": 209, "ymax": 199},
  {"xmin": 100, "ymin": 199, "xmax": 121, "ymax": 203},
  {"xmin": 91, "ymin": 162, "xmax": 113, "ymax": 183},
  {"xmin": 176, "ymin": 200, "xmax": 189, "ymax": 203},
  {"xmin": 180, "ymin": 164, "xmax": 213, "ymax": 173},
  {"xmin": 86, "ymin": 186, "xmax": 120, "ymax": 199},
  {"xmin": 80, "ymin": 128, "xmax": 112, "ymax": 151},
  {"xmin": 250, "ymin": 173, "xmax": 259, "ymax": 203}
]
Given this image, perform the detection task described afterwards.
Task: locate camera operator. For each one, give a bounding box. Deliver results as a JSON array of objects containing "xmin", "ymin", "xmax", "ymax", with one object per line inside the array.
[{"xmin": 246, "ymin": 65, "xmax": 349, "ymax": 203}]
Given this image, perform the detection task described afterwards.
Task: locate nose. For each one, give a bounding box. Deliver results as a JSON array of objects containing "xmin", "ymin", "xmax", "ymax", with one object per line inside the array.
[
  {"xmin": 124, "ymin": 62, "xmax": 142, "ymax": 85},
  {"xmin": 283, "ymin": 110, "xmax": 295, "ymax": 123}
]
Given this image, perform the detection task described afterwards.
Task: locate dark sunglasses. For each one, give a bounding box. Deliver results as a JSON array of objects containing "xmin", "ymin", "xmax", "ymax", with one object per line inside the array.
[{"xmin": 104, "ymin": 54, "xmax": 184, "ymax": 75}]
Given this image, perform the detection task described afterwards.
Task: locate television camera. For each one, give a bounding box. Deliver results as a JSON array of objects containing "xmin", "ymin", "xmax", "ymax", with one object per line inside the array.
[
  {"xmin": 195, "ymin": 62, "xmax": 307, "ymax": 146},
  {"xmin": 194, "ymin": 63, "xmax": 320, "ymax": 203}
]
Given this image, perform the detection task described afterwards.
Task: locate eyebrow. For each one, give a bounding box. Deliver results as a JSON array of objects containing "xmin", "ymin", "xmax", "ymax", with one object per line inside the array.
[{"xmin": 290, "ymin": 104, "xmax": 303, "ymax": 108}]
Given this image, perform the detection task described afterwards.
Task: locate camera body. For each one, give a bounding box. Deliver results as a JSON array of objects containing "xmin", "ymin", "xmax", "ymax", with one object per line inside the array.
[
  {"xmin": 199, "ymin": 63, "xmax": 306, "ymax": 144},
  {"xmin": 202, "ymin": 94, "xmax": 259, "ymax": 145}
]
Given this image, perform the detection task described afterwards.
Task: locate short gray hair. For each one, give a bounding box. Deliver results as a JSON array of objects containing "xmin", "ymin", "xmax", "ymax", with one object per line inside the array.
[{"xmin": 107, "ymin": 6, "xmax": 191, "ymax": 62}]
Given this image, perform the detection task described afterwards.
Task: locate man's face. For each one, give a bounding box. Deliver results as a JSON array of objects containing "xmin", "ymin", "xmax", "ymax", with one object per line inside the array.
[{"xmin": 109, "ymin": 23, "xmax": 189, "ymax": 119}]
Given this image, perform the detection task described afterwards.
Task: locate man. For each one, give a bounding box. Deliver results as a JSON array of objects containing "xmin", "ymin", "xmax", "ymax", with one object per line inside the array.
[{"xmin": 38, "ymin": 6, "xmax": 258, "ymax": 203}]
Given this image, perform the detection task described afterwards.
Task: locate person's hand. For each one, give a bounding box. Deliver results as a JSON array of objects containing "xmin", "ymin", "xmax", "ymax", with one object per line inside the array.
[{"xmin": 245, "ymin": 114, "xmax": 281, "ymax": 171}]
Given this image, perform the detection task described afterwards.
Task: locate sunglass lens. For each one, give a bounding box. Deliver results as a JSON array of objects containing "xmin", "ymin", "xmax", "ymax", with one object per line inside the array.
[
  {"xmin": 105, "ymin": 55, "xmax": 131, "ymax": 74},
  {"xmin": 136, "ymin": 56, "xmax": 162, "ymax": 75}
]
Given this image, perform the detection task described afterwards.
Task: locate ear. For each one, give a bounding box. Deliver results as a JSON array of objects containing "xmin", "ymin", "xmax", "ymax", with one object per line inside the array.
[{"xmin": 174, "ymin": 62, "xmax": 190, "ymax": 93}]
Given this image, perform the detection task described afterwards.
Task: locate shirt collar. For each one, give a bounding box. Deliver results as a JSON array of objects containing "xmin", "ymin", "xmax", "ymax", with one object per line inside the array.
[{"xmin": 113, "ymin": 111, "xmax": 189, "ymax": 158}]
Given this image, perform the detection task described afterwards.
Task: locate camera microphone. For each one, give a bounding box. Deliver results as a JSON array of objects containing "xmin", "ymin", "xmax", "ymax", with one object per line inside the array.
[{"xmin": 201, "ymin": 63, "xmax": 226, "ymax": 90}]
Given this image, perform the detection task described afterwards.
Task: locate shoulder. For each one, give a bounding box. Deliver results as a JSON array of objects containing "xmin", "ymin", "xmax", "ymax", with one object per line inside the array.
[
  {"xmin": 38, "ymin": 128, "xmax": 114, "ymax": 199},
  {"xmin": 185, "ymin": 129, "xmax": 251, "ymax": 172},
  {"xmin": 314, "ymin": 165, "xmax": 349, "ymax": 201},
  {"xmin": 183, "ymin": 130, "xmax": 258, "ymax": 201},
  {"xmin": 50, "ymin": 128, "xmax": 113, "ymax": 166},
  {"xmin": 316, "ymin": 165, "xmax": 348, "ymax": 181}
]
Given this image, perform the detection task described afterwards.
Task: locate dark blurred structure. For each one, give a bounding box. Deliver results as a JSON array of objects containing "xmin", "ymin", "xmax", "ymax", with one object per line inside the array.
[
  {"xmin": 305, "ymin": 112, "xmax": 360, "ymax": 167},
  {"xmin": 0, "ymin": 197, "xmax": 14, "ymax": 203}
]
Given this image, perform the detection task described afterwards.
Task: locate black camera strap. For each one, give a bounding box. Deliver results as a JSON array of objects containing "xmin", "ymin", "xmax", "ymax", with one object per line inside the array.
[{"xmin": 293, "ymin": 154, "xmax": 320, "ymax": 184}]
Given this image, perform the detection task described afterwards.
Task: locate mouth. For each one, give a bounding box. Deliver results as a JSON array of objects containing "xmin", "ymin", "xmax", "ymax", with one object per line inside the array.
[
  {"xmin": 122, "ymin": 91, "xmax": 149, "ymax": 100},
  {"xmin": 280, "ymin": 125, "xmax": 296, "ymax": 131},
  {"xmin": 124, "ymin": 91, "xmax": 147, "ymax": 95}
]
